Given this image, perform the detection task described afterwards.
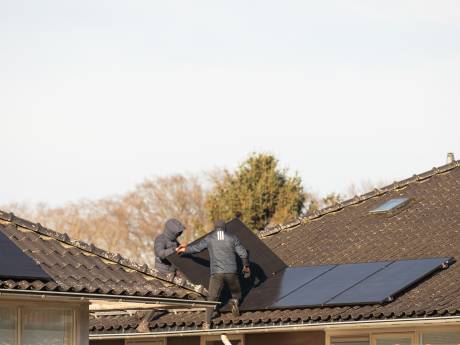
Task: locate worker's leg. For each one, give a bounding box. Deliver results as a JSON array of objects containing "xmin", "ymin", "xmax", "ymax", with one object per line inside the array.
[
  {"xmin": 224, "ymin": 273, "xmax": 242, "ymax": 301},
  {"xmin": 208, "ymin": 273, "xmax": 225, "ymax": 302},
  {"xmin": 207, "ymin": 273, "xmax": 225, "ymax": 322},
  {"xmin": 224, "ymin": 273, "xmax": 242, "ymax": 317}
]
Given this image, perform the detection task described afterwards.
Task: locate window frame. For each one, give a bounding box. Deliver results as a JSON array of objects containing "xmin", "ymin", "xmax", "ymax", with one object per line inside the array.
[
  {"xmin": 0, "ymin": 300, "xmax": 78, "ymax": 345},
  {"xmin": 371, "ymin": 332, "xmax": 418, "ymax": 345}
]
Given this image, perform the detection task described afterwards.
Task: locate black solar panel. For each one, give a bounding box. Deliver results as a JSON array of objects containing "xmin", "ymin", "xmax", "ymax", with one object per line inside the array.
[
  {"xmin": 327, "ymin": 257, "xmax": 452, "ymax": 306},
  {"xmin": 167, "ymin": 218, "xmax": 287, "ymax": 288},
  {"xmin": 273, "ymin": 261, "xmax": 390, "ymax": 308},
  {"xmin": 241, "ymin": 265, "xmax": 336, "ymax": 310},
  {"xmin": 0, "ymin": 229, "xmax": 52, "ymax": 281}
]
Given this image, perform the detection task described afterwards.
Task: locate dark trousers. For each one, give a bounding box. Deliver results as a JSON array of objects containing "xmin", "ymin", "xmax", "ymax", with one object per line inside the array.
[{"xmin": 208, "ymin": 273, "xmax": 241, "ymax": 304}]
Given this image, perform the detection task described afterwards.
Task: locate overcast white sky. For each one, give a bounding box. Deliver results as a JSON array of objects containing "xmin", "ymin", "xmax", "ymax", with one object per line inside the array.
[{"xmin": 1, "ymin": 1, "xmax": 459, "ymax": 206}]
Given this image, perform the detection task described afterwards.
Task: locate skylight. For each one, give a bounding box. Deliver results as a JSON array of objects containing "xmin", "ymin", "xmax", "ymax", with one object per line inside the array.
[{"xmin": 370, "ymin": 197, "xmax": 410, "ymax": 214}]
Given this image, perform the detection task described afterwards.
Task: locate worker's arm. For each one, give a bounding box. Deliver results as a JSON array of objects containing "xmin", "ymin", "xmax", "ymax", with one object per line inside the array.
[
  {"xmin": 154, "ymin": 238, "xmax": 177, "ymax": 259},
  {"xmin": 183, "ymin": 237, "xmax": 209, "ymax": 254},
  {"xmin": 234, "ymin": 237, "xmax": 249, "ymax": 267}
]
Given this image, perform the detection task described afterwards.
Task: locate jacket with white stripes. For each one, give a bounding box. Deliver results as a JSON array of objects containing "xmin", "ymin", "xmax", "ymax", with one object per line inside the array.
[{"xmin": 185, "ymin": 227, "xmax": 249, "ymax": 274}]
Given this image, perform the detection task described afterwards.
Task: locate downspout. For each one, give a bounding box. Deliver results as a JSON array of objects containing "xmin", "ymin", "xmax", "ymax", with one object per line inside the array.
[{"xmin": 221, "ymin": 334, "xmax": 232, "ymax": 345}]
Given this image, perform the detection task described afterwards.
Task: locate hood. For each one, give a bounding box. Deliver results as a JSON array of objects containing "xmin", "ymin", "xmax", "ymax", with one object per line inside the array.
[
  {"xmin": 164, "ymin": 218, "xmax": 185, "ymax": 240},
  {"xmin": 214, "ymin": 220, "xmax": 226, "ymax": 231}
]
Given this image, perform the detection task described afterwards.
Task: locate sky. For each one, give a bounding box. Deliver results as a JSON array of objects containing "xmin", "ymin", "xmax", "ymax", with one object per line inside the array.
[{"xmin": 1, "ymin": 1, "xmax": 459, "ymax": 206}]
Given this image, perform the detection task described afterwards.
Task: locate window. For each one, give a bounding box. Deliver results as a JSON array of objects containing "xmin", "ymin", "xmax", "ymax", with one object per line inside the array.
[
  {"xmin": 0, "ymin": 307, "xmax": 16, "ymax": 345},
  {"xmin": 332, "ymin": 336, "xmax": 370, "ymax": 345},
  {"xmin": 372, "ymin": 333, "xmax": 416, "ymax": 345},
  {"xmin": 422, "ymin": 331, "xmax": 460, "ymax": 345},
  {"xmin": 370, "ymin": 198, "xmax": 410, "ymax": 214},
  {"xmin": 0, "ymin": 305, "xmax": 74, "ymax": 345},
  {"xmin": 22, "ymin": 309, "xmax": 73, "ymax": 345}
]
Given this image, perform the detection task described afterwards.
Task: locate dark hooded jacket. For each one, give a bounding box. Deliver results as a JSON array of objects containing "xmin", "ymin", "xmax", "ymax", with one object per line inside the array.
[
  {"xmin": 154, "ymin": 218, "xmax": 185, "ymax": 273},
  {"xmin": 185, "ymin": 221, "xmax": 249, "ymax": 275}
]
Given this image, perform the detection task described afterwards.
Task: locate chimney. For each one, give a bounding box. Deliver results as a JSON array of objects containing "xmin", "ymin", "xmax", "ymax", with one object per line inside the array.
[{"xmin": 447, "ymin": 152, "xmax": 455, "ymax": 164}]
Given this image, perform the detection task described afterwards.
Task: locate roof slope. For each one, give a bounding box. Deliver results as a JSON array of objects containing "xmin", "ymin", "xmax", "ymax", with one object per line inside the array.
[
  {"xmin": 0, "ymin": 211, "xmax": 205, "ymax": 299},
  {"xmin": 90, "ymin": 160, "xmax": 460, "ymax": 334}
]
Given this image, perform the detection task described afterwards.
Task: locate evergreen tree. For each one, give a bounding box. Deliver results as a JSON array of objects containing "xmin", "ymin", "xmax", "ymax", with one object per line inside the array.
[{"xmin": 205, "ymin": 153, "xmax": 305, "ymax": 231}]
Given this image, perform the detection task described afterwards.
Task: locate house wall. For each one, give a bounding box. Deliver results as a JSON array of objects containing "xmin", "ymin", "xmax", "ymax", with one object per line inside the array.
[{"xmin": 246, "ymin": 330, "xmax": 325, "ymax": 345}]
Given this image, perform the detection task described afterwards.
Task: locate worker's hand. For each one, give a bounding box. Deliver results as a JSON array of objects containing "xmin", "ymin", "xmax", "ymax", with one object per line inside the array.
[
  {"xmin": 176, "ymin": 244, "xmax": 186, "ymax": 254},
  {"xmin": 242, "ymin": 265, "xmax": 251, "ymax": 279}
]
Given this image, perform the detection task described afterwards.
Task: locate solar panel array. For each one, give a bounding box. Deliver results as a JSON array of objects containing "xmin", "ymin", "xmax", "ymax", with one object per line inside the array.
[
  {"xmin": 239, "ymin": 257, "xmax": 453, "ymax": 311},
  {"xmin": 0, "ymin": 229, "xmax": 52, "ymax": 281},
  {"xmin": 168, "ymin": 219, "xmax": 453, "ymax": 311}
]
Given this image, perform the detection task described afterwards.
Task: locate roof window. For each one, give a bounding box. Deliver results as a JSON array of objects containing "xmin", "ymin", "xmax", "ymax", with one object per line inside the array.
[{"xmin": 370, "ymin": 197, "xmax": 410, "ymax": 214}]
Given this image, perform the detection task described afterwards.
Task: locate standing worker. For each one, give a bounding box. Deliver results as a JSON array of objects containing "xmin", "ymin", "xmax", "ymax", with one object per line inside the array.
[
  {"xmin": 154, "ymin": 218, "xmax": 185, "ymax": 274},
  {"xmin": 176, "ymin": 220, "xmax": 250, "ymax": 318}
]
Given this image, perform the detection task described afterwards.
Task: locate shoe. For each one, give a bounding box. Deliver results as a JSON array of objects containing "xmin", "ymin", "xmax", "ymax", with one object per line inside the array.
[
  {"xmin": 230, "ymin": 299, "xmax": 240, "ymax": 317},
  {"xmin": 211, "ymin": 310, "xmax": 220, "ymax": 319}
]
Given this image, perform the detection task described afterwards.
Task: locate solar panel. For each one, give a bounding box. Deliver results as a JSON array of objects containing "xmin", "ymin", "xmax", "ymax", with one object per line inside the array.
[
  {"xmin": 241, "ymin": 265, "xmax": 336, "ymax": 310},
  {"xmin": 327, "ymin": 257, "xmax": 452, "ymax": 305},
  {"xmin": 167, "ymin": 218, "xmax": 287, "ymax": 288},
  {"xmin": 0, "ymin": 228, "xmax": 52, "ymax": 281},
  {"xmin": 272, "ymin": 261, "xmax": 390, "ymax": 308},
  {"xmin": 370, "ymin": 197, "xmax": 410, "ymax": 214}
]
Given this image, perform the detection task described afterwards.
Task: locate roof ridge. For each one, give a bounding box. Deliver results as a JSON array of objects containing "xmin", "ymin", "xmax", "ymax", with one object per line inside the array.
[
  {"xmin": 260, "ymin": 159, "xmax": 460, "ymax": 237},
  {"xmin": 0, "ymin": 210, "xmax": 206, "ymax": 296}
]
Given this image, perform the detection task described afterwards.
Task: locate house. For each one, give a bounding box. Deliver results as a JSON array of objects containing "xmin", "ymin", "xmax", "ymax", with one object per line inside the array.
[
  {"xmin": 88, "ymin": 159, "xmax": 460, "ymax": 345},
  {"xmin": 0, "ymin": 210, "xmax": 216, "ymax": 345}
]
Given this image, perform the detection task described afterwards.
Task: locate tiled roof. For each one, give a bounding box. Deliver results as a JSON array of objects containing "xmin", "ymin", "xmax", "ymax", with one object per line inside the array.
[
  {"xmin": 89, "ymin": 160, "xmax": 460, "ymax": 334},
  {"xmin": 0, "ymin": 211, "xmax": 206, "ymax": 299}
]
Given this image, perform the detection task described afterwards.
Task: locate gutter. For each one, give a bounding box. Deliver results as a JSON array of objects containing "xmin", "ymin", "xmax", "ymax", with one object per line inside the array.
[
  {"xmin": 0, "ymin": 289, "xmax": 219, "ymax": 308},
  {"xmin": 89, "ymin": 315, "xmax": 460, "ymax": 339}
]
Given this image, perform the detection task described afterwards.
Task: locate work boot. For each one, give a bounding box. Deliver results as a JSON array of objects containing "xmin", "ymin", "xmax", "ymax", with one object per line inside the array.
[
  {"xmin": 230, "ymin": 299, "xmax": 240, "ymax": 317},
  {"xmin": 211, "ymin": 309, "xmax": 220, "ymax": 319}
]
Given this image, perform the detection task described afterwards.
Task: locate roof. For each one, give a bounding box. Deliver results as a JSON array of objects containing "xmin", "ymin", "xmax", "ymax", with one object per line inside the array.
[
  {"xmin": 89, "ymin": 159, "xmax": 460, "ymax": 335},
  {"xmin": 0, "ymin": 211, "xmax": 205, "ymax": 299}
]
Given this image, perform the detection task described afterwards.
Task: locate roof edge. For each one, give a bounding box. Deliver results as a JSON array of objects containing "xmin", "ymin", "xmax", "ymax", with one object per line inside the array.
[
  {"xmin": 0, "ymin": 210, "xmax": 206, "ymax": 296},
  {"xmin": 260, "ymin": 159, "xmax": 460, "ymax": 237},
  {"xmin": 89, "ymin": 313, "xmax": 460, "ymax": 338}
]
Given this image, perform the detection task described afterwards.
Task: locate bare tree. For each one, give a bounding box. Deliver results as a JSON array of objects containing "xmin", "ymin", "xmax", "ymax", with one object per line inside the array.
[{"xmin": 2, "ymin": 174, "xmax": 208, "ymax": 266}]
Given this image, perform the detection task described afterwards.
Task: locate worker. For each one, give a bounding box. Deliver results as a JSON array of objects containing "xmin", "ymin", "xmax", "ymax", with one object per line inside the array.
[
  {"xmin": 154, "ymin": 218, "xmax": 185, "ymax": 274},
  {"xmin": 176, "ymin": 220, "xmax": 250, "ymax": 318}
]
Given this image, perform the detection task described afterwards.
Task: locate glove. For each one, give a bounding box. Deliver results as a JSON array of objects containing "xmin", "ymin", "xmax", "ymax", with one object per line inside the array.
[{"xmin": 242, "ymin": 265, "xmax": 251, "ymax": 279}]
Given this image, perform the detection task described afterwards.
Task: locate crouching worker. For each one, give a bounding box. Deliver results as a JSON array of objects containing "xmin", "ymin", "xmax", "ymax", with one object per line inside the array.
[
  {"xmin": 176, "ymin": 220, "xmax": 250, "ymax": 318},
  {"xmin": 154, "ymin": 218, "xmax": 185, "ymax": 274}
]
